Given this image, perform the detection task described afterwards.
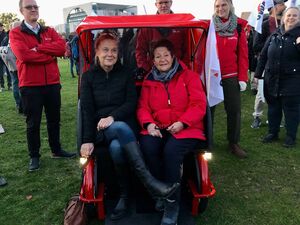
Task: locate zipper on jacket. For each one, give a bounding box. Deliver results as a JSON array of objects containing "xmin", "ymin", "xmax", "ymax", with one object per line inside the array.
[
  {"xmin": 164, "ymin": 82, "xmax": 171, "ymax": 105},
  {"xmin": 44, "ymin": 65, "xmax": 47, "ymax": 85}
]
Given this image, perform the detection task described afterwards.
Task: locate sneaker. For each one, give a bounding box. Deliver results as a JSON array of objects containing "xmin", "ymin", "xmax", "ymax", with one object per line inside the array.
[
  {"xmin": 251, "ymin": 117, "xmax": 261, "ymax": 129},
  {"xmin": 51, "ymin": 149, "xmax": 76, "ymax": 158},
  {"xmin": 0, "ymin": 176, "xmax": 7, "ymax": 187},
  {"xmin": 283, "ymin": 136, "xmax": 295, "ymax": 148},
  {"xmin": 29, "ymin": 157, "xmax": 40, "ymax": 172},
  {"xmin": 262, "ymin": 133, "xmax": 278, "ymax": 143},
  {"xmin": 0, "ymin": 87, "xmax": 3, "ymax": 92},
  {"xmin": 228, "ymin": 144, "xmax": 247, "ymax": 159}
]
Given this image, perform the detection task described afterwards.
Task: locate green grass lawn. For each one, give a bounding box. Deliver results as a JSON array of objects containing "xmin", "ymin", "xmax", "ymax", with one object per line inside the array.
[{"xmin": 0, "ymin": 59, "xmax": 299, "ymax": 225}]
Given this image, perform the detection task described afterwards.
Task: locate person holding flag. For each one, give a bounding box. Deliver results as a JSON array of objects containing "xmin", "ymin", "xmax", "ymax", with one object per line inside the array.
[{"xmin": 211, "ymin": 0, "xmax": 248, "ymax": 158}]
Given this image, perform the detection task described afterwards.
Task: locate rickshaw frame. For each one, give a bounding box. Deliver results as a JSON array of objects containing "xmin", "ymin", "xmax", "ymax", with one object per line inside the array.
[{"xmin": 76, "ymin": 13, "xmax": 216, "ymax": 221}]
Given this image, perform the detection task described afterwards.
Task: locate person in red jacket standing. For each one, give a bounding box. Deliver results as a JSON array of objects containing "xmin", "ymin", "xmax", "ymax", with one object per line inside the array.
[
  {"xmin": 137, "ymin": 39, "xmax": 207, "ymax": 225},
  {"xmin": 212, "ymin": 0, "xmax": 248, "ymax": 158},
  {"xmin": 9, "ymin": 0, "xmax": 76, "ymax": 172}
]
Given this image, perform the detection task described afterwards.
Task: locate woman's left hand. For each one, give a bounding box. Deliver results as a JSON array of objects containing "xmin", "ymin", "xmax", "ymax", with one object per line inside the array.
[
  {"xmin": 167, "ymin": 121, "xmax": 184, "ymax": 134},
  {"xmin": 296, "ymin": 37, "xmax": 300, "ymax": 44},
  {"xmin": 97, "ymin": 116, "xmax": 114, "ymax": 130}
]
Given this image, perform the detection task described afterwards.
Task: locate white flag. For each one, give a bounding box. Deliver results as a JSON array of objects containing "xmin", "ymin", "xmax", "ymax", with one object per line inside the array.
[
  {"xmin": 289, "ymin": 0, "xmax": 297, "ymax": 7},
  {"xmin": 265, "ymin": 0, "xmax": 275, "ymax": 9},
  {"xmin": 255, "ymin": 1, "xmax": 266, "ymax": 34},
  {"xmin": 205, "ymin": 18, "xmax": 223, "ymax": 107}
]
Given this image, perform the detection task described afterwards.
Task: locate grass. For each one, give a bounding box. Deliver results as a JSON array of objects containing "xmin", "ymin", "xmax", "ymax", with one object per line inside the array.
[{"xmin": 0, "ymin": 58, "xmax": 299, "ymax": 225}]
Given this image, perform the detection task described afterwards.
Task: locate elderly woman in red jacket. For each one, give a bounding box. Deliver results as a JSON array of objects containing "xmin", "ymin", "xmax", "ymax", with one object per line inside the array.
[
  {"xmin": 212, "ymin": 0, "xmax": 248, "ymax": 158},
  {"xmin": 137, "ymin": 39, "xmax": 206, "ymax": 225}
]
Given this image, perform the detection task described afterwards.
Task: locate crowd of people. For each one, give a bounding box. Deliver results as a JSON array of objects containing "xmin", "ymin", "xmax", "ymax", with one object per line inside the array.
[{"xmin": 1, "ymin": 0, "xmax": 300, "ymax": 224}]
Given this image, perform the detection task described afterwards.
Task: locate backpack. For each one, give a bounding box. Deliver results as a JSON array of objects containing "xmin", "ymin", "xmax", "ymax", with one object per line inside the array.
[
  {"xmin": 0, "ymin": 43, "xmax": 17, "ymax": 72},
  {"xmin": 70, "ymin": 35, "xmax": 79, "ymax": 61}
]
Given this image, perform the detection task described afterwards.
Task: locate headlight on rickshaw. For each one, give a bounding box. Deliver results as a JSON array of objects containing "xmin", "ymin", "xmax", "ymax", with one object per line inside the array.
[
  {"xmin": 79, "ymin": 157, "xmax": 88, "ymax": 166},
  {"xmin": 203, "ymin": 152, "xmax": 212, "ymax": 161}
]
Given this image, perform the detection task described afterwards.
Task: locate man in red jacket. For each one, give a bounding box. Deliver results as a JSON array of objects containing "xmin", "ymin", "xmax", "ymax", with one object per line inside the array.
[
  {"xmin": 10, "ymin": 0, "xmax": 76, "ymax": 172},
  {"xmin": 135, "ymin": 0, "xmax": 188, "ymax": 77}
]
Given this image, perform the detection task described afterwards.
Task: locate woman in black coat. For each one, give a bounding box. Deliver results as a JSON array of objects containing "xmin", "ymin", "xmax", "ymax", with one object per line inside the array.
[
  {"xmin": 255, "ymin": 7, "xmax": 300, "ymax": 147},
  {"xmin": 79, "ymin": 32, "xmax": 178, "ymax": 220}
]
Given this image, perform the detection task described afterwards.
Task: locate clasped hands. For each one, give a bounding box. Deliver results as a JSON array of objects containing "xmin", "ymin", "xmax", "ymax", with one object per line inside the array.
[{"xmin": 147, "ymin": 121, "xmax": 184, "ymax": 138}]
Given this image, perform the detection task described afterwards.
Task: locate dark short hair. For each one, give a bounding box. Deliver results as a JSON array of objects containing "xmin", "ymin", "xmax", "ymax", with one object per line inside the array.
[{"xmin": 151, "ymin": 39, "xmax": 175, "ymax": 59}]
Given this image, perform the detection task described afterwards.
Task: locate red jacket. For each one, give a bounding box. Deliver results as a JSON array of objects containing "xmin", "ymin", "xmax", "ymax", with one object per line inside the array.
[
  {"xmin": 135, "ymin": 28, "xmax": 189, "ymax": 72},
  {"xmin": 137, "ymin": 62, "xmax": 207, "ymax": 140},
  {"xmin": 215, "ymin": 18, "xmax": 248, "ymax": 82},
  {"xmin": 9, "ymin": 21, "xmax": 66, "ymax": 87}
]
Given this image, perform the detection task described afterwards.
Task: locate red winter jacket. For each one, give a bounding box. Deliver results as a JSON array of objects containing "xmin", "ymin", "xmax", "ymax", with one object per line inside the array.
[
  {"xmin": 137, "ymin": 62, "xmax": 207, "ymax": 140},
  {"xmin": 135, "ymin": 27, "xmax": 189, "ymax": 72},
  {"xmin": 215, "ymin": 18, "xmax": 248, "ymax": 82},
  {"xmin": 9, "ymin": 21, "xmax": 66, "ymax": 87}
]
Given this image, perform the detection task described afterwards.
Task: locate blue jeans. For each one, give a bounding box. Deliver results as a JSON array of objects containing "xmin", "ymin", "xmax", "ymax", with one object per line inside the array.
[
  {"xmin": 103, "ymin": 121, "xmax": 136, "ymax": 164},
  {"xmin": 10, "ymin": 71, "xmax": 22, "ymax": 107}
]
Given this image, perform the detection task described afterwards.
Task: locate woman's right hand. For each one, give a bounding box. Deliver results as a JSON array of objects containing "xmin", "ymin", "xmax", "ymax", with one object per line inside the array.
[
  {"xmin": 80, "ymin": 143, "xmax": 94, "ymax": 158},
  {"xmin": 147, "ymin": 123, "xmax": 162, "ymax": 138}
]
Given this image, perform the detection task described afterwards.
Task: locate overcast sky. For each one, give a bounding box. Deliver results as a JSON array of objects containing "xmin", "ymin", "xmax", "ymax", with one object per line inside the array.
[{"xmin": 0, "ymin": 0, "xmax": 297, "ymax": 26}]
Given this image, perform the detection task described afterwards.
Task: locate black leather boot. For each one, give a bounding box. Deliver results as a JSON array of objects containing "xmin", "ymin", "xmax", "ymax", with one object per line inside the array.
[
  {"xmin": 123, "ymin": 142, "xmax": 179, "ymax": 199},
  {"xmin": 161, "ymin": 198, "xmax": 179, "ymax": 225},
  {"xmin": 110, "ymin": 164, "xmax": 129, "ymax": 221}
]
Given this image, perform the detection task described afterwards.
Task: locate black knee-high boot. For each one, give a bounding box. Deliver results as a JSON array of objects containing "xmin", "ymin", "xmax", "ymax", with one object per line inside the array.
[
  {"xmin": 110, "ymin": 164, "xmax": 130, "ymax": 221},
  {"xmin": 123, "ymin": 142, "xmax": 179, "ymax": 199}
]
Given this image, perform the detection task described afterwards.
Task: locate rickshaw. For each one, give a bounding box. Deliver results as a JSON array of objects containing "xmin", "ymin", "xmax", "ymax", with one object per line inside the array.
[{"xmin": 76, "ymin": 13, "xmax": 216, "ymax": 224}]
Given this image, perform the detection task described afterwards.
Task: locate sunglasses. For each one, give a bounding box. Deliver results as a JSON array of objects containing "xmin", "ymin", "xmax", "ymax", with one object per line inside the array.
[{"xmin": 23, "ymin": 5, "xmax": 39, "ymax": 10}]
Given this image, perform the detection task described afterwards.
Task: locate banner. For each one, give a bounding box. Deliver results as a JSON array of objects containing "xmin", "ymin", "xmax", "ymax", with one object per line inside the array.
[
  {"xmin": 205, "ymin": 18, "xmax": 223, "ymax": 107},
  {"xmin": 289, "ymin": 0, "xmax": 297, "ymax": 7}
]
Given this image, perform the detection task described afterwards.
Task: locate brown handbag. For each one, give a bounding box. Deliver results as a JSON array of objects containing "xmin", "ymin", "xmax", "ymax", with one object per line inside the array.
[{"xmin": 64, "ymin": 195, "xmax": 87, "ymax": 225}]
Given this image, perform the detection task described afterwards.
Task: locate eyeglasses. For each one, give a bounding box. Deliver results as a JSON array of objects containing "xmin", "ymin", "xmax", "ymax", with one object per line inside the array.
[
  {"xmin": 23, "ymin": 5, "xmax": 39, "ymax": 10},
  {"xmin": 156, "ymin": 1, "xmax": 172, "ymax": 6}
]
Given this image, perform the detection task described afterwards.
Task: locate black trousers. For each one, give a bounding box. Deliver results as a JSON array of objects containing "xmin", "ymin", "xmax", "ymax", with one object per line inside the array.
[
  {"xmin": 211, "ymin": 77, "xmax": 241, "ymax": 144},
  {"xmin": 20, "ymin": 84, "xmax": 62, "ymax": 158},
  {"xmin": 268, "ymin": 95, "xmax": 300, "ymax": 140}
]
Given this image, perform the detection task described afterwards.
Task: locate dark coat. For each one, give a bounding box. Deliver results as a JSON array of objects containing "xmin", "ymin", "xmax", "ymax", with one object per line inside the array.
[
  {"xmin": 80, "ymin": 62, "xmax": 137, "ymax": 143},
  {"xmin": 255, "ymin": 25, "xmax": 300, "ymax": 100}
]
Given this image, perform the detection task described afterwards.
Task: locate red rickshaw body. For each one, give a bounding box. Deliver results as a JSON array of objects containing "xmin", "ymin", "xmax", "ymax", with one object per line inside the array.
[{"xmin": 76, "ymin": 13, "xmax": 215, "ymax": 220}]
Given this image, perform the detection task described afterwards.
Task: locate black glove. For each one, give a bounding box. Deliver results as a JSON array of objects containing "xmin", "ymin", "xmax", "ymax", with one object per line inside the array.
[{"xmin": 135, "ymin": 67, "xmax": 147, "ymax": 81}]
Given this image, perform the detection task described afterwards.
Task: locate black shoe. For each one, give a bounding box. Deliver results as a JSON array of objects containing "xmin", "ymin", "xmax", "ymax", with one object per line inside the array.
[
  {"xmin": 251, "ymin": 117, "xmax": 261, "ymax": 129},
  {"xmin": 0, "ymin": 176, "xmax": 7, "ymax": 186},
  {"xmin": 262, "ymin": 133, "xmax": 278, "ymax": 143},
  {"xmin": 283, "ymin": 136, "xmax": 295, "ymax": 148},
  {"xmin": 155, "ymin": 199, "xmax": 164, "ymax": 212},
  {"xmin": 51, "ymin": 149, "xmax": 76, "ymax": 158},
  {"xmin": 29, "ymin": 157, "xmax": 40, "ymax": 172},
  {"xmin": 110, "ymin": 197, "xmax": 129, "ymax": 221}
]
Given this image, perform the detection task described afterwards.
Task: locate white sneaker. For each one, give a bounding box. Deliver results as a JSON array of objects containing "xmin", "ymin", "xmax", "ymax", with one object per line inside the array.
[{"xmin": 0, "ymin": 124, "xmax": 5, "ymax": 134}]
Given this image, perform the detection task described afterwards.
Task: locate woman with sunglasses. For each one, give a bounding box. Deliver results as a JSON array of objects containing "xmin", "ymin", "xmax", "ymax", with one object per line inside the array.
[{"xmin": 79, "ymin": 32, "xmax": 179, "ymax": 221}]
